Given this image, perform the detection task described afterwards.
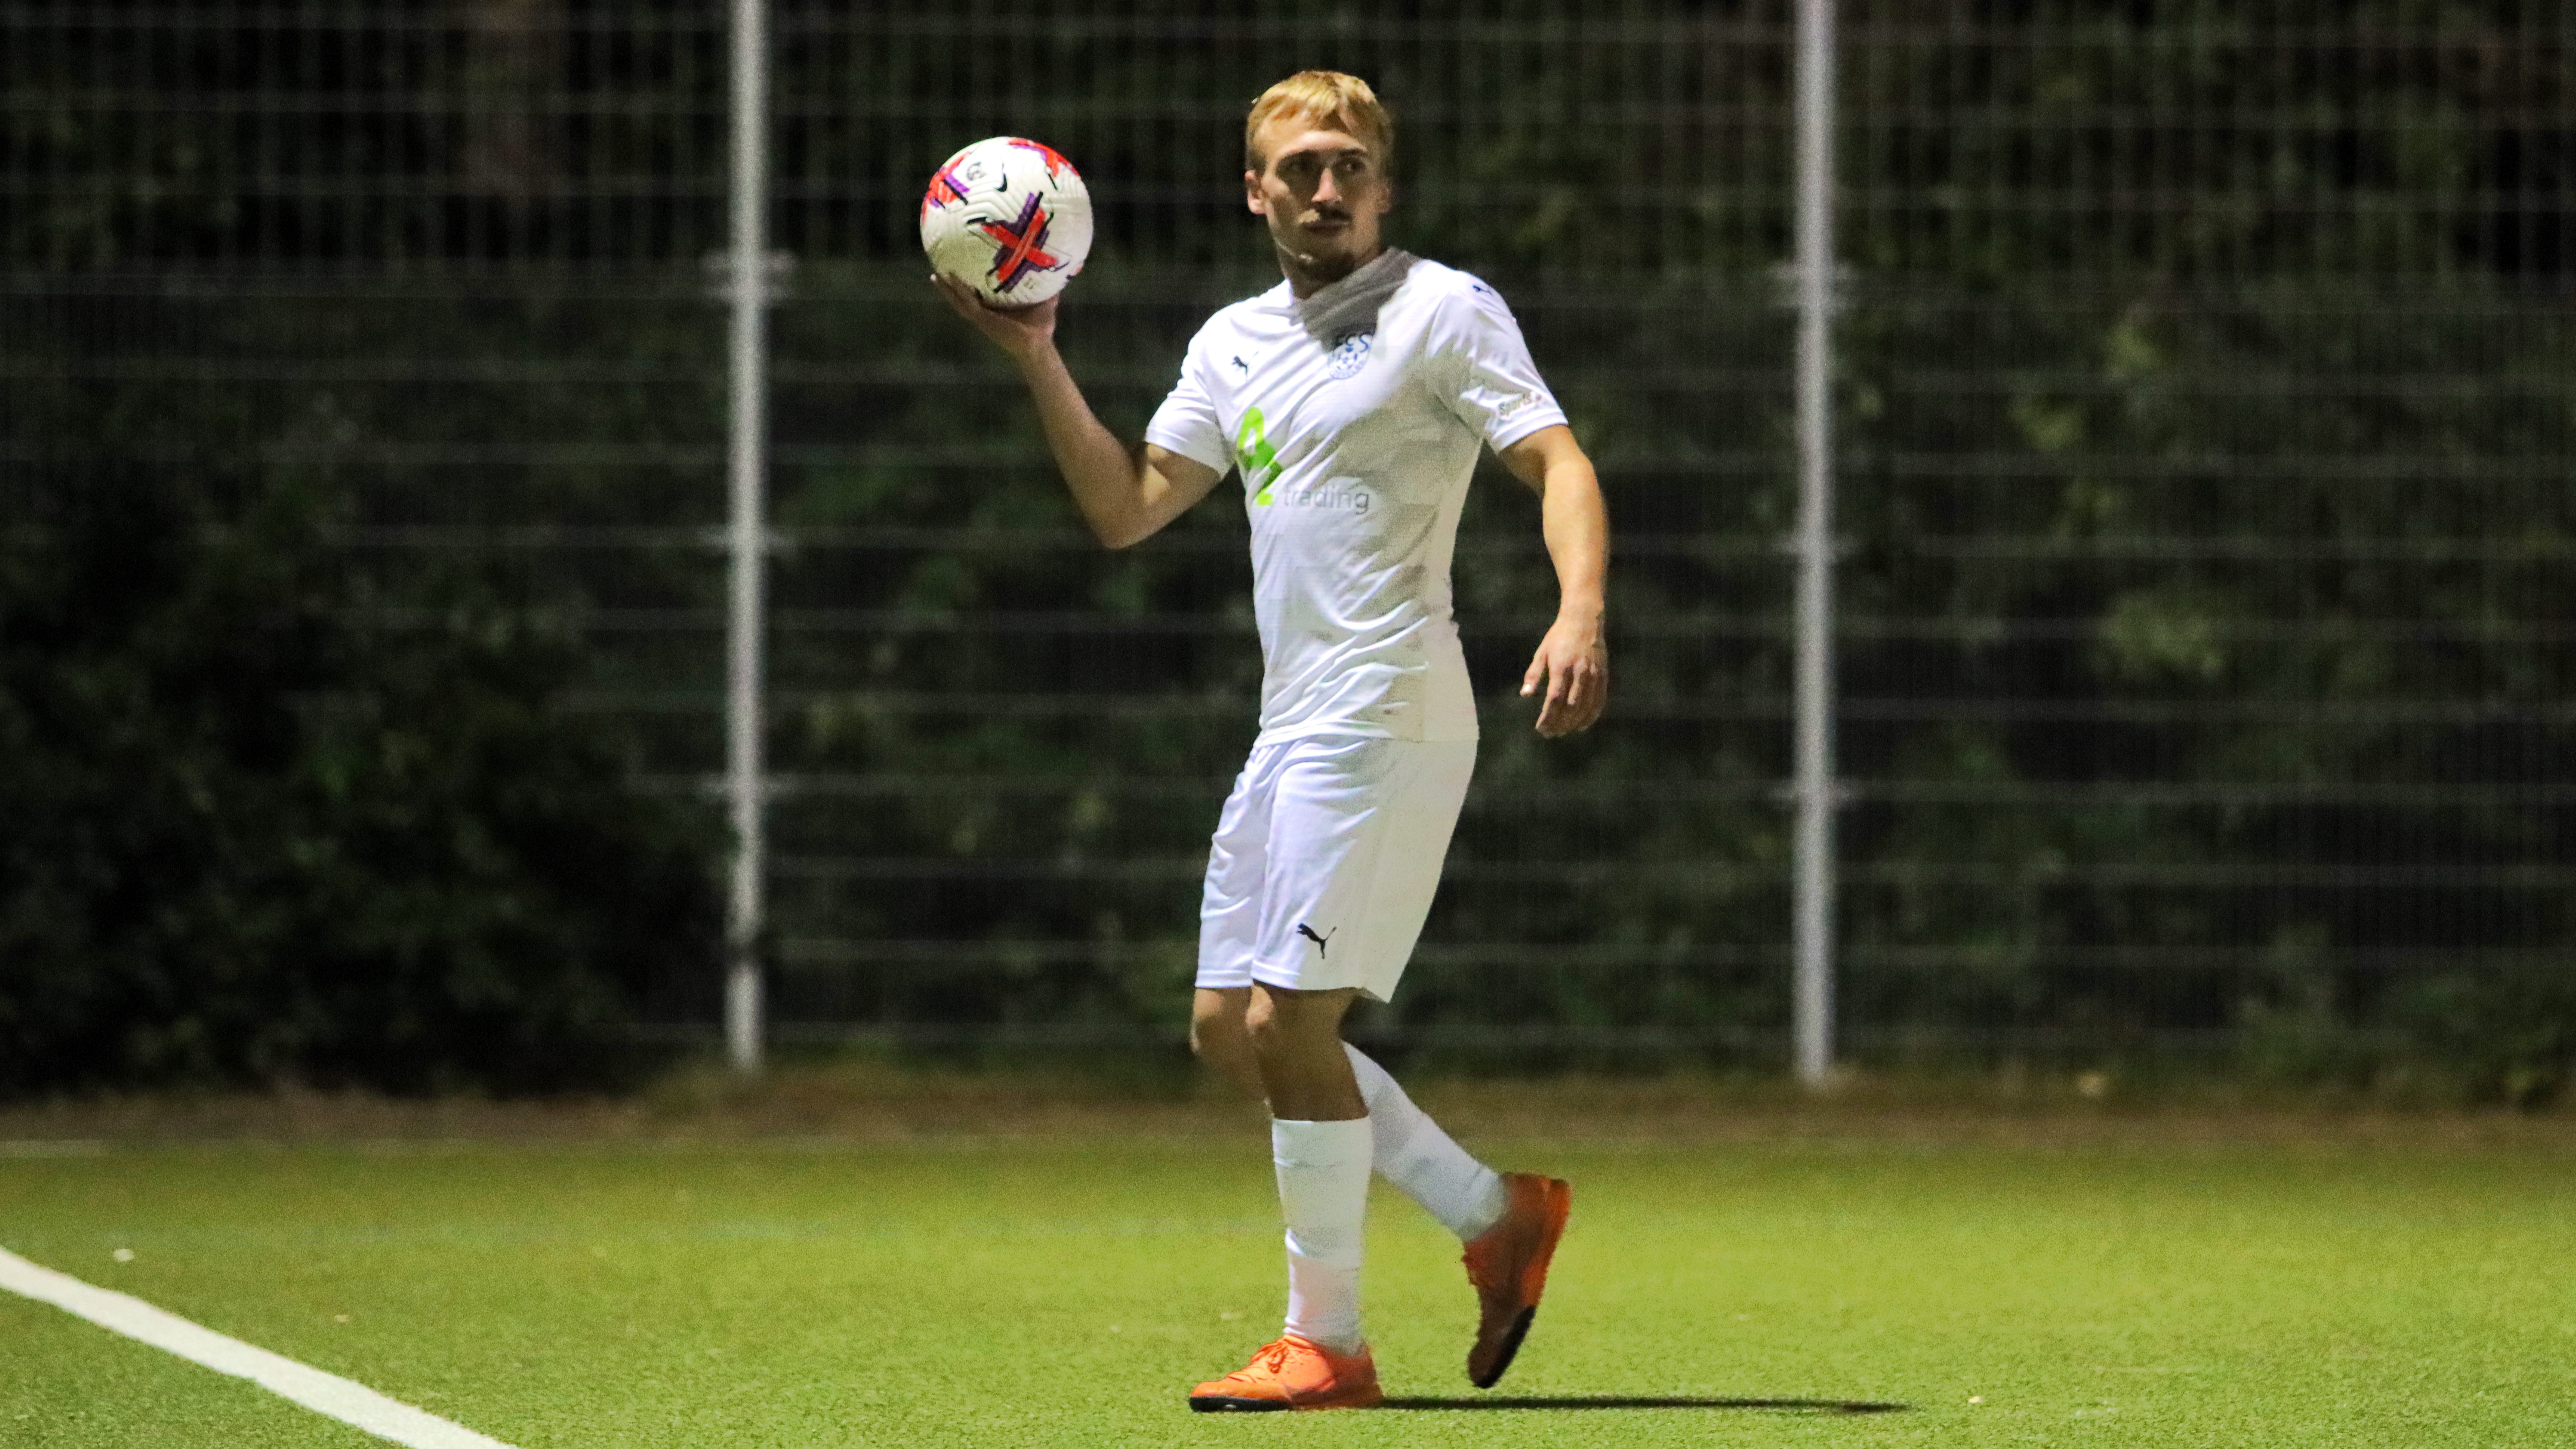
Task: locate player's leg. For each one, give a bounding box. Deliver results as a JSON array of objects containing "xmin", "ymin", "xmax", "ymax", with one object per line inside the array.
[
  {"xmin": 1243, "ymin": 983, "xmax": 1362, "ymax": 1117},
  {"xmin": 1189, "ymin": 987, "xmax": 1260, "ymax": 1098},
  {"xmin": 1194, "ymin": 739, "xmax": 1403, "ymax": 1410},
  {"xmin": 1189, "ymin": 745, "xmax": 1381, "ymax": 1411},
  {"xmin": 1191, "ymin": 982, "xmax": 1382, "ymax": 1411},
  {"xmin": 1232, "ymin": 737, "xmax": 1432, "ymax": 1358},
  {"xmin": 1342, "ymin": 1047, "xmax": 1568, "ymax": 1390},
  {"xmin": 1246, "ymin": 982, "xmax": 1369, "ymax": 1352},
  {"xmin": 1341, "ymin": 1043, "xmax": 1505, "ymax": 1236},
  {"xmin": 1209, "ymin": 981, "xmax": 1520, "ymax": 1252}
]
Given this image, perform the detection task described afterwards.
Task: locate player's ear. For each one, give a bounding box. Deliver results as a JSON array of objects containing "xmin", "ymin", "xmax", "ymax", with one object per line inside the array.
[{"xmin": 1244, "ymin": 169, "xmax": 1267, "ymax": 215}]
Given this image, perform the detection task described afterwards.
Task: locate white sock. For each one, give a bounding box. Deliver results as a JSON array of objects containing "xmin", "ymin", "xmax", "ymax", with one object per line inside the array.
[
  {"xmin": 1271, "ymin": 1116, "xmax": 1373, "ymax": 1354},
  {"xmin": 1345, "ymin": 1044, "xmax": 1509, "ymax": 1241}
]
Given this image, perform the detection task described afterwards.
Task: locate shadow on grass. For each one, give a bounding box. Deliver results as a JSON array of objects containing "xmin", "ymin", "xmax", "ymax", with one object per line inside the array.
[{"xmin": 1376, "ymin": 1395, "xmax": 1908, "ymax": 1414}]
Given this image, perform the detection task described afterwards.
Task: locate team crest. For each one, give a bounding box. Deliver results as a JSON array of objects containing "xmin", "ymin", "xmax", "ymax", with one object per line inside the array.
[{"xmin": 1327, "ymin": 330, "xmax": 1373, "ymax": 379}]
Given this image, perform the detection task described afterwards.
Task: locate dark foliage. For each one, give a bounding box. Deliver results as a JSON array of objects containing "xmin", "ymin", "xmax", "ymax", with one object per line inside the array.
[{"xmin": 0, "ymin": 344, "xmax": 721, "ymax": 1095}]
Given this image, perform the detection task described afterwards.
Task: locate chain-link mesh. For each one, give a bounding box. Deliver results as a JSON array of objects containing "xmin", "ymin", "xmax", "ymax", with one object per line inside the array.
[
  {"xmin": 6, "ymin": 1, "xmax": 2568, "ymax": 1075},
  {"xmin": 1835, "ymin": 2, "xmax": 2574, "ymax": 1073}
]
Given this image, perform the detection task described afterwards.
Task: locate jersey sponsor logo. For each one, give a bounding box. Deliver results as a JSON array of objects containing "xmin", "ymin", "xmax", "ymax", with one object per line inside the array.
[
  {"xmin": 1296, "ymin": 923, "xmax": 1336, "ymax": 957},
  {"xmin": 1237, "ymin": 407, "xmax": 1284, "ymax": 505},
  {"xmin": 1326, "ymin": 330, "xmax": 1373, "ymax": 379},
  {"xmin": 1271, "ymin": 477, "xmax": 1371, "ymax": 516},
  {"xmin": 1495, "ymin": 391, "xmax": 1541, "ymax": 421}
]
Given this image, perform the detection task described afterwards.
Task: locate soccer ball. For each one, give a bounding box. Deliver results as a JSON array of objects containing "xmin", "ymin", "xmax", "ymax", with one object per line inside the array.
[{"xmin": 919, "ymin": 137, "xmax": 1093, "ymax": 306}]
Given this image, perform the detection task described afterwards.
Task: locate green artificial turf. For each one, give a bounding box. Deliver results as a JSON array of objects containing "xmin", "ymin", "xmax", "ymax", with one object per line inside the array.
[{"xmin": 3, "ymin": 1132, "xmax": 2570, "ymax": 1447}]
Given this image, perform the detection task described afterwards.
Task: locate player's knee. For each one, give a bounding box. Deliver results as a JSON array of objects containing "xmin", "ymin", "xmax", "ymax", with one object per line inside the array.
[
  {"xmin": 1190, "ymin": 989, "xmax": 1249, "ymax": 1062},
  {"xmin": 1243, "ymin": 986, "xmax": 1348, "ymax": 1055},
  {"xmin": 1240, "ymin": 991, "xmax": 1279, "ymax": 1049},
  {"xmin": 1186, "ymin": 1016, "xmax": 1223, "ymax": 1062}
]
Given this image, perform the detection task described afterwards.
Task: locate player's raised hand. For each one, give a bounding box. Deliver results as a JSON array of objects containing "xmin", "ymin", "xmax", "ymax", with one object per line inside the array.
[
  {"xmin": 1522, "ymin": 613, "xmax": 1608, "ymax": 737},
  {"xmin": 932, "ymin": 273, "xmax": 1058, "ymax": 363}
]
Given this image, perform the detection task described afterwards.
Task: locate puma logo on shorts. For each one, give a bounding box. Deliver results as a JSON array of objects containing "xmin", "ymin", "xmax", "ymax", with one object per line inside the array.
[{"xmin": 1296, "ymin": 923, "xmax": 1336, "ymax": 957}]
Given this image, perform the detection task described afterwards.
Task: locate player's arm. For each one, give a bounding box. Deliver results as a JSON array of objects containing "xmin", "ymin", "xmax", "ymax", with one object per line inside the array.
[
  {"xmin": 1498, "ymin": 423, "xmax": 1609, "ymax": 738},
  {"xmin": 933, "ymin": 277, "xmax": 1221, "ymax": 549}
]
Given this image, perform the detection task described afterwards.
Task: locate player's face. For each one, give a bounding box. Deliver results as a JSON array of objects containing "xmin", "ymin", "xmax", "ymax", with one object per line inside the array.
[{"xmin": 1245, "ymin": 118, "xmax": 1392, "ymax": 285}]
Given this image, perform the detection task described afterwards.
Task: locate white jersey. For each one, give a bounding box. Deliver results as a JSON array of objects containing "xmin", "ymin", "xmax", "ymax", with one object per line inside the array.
[{"xmin": 1144, "ymin": 248, "xmax": 1568, "ymax": 745}]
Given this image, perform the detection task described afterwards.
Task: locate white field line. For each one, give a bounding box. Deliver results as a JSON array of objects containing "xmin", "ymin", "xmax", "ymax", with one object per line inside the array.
[{"xmin": 0, "ymin": 1246, "xmax": 517, "ymax": 1449}]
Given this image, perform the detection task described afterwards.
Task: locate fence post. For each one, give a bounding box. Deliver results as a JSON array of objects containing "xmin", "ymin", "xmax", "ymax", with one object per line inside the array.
[
  {"xmin": 1791, "ymin": 0, "xmax": 1840, "ymax": 1087},
  {"xmin": 723, "ymin": 0, "xmax": 770, "ymax": 1077}
]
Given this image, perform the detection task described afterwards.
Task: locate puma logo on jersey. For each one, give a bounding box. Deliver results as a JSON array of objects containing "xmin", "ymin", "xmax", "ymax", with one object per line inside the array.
[
  {"xmin": 1231, "ymin": 355, "xmax": 1249, "ymax": 373},
  {"xmin": 1296, "ymin": 923, "xmax": 1336, "ymax": 957}
]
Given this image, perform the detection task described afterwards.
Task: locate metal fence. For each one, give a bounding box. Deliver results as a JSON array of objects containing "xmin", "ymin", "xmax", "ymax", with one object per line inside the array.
[{"xmin": 5, "ymin": 1, "xmax": 2569, "ymax": 1076}]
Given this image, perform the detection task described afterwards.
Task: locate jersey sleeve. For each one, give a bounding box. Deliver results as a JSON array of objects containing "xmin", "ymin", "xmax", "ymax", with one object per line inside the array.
[
  {"xmin": 1429, "ymin": 277, "xmax": 1570, "ymax": 452},
  {"xmin": 1142, "ymin": 331, "xmax": 1235, "ymax": 474}
]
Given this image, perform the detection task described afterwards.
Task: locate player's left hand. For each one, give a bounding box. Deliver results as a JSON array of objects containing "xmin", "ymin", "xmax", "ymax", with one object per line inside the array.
[{"xmin": 1522, "ymin": 612, "xmax": 1608, "ymax": 737}]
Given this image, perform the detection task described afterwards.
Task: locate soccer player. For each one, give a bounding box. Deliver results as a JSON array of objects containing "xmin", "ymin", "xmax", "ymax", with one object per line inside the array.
[{"xmin": 935, "ymin": 70, "xmax": 1608, "ymax": 1411}]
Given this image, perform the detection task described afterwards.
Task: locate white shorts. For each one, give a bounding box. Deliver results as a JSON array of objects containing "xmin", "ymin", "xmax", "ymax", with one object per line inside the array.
[{"xmin": 1197, "ymin": 734, "xmax": 1477, "ymax": 1003}]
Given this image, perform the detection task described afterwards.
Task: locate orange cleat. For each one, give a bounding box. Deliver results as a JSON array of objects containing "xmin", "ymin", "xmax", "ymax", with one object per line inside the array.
[
  {"xmin": 1188, "ymin": 1334, "xmax": 1383, "ymax": 1412},
  {"xmin": 1462, "ymin": 1172, "xmax": 1572, "ymax": 1388}
]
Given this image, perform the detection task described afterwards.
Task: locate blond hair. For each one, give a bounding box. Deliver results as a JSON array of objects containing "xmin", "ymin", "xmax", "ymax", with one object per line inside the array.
[{"xmin": 1244, "ymin": 71, "xmax": 1393, "ymax": 175}]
